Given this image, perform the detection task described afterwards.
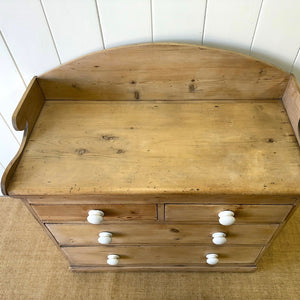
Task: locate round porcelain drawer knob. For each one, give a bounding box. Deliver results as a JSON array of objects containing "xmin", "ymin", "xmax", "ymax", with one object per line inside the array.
[
  {"xmin": 107, "ymin": 254, "xmax": 120, "ymax": 266},
  {"xmin": 218, "ymin": 210, "xmax": 235, "ymax": 226},
  {"xmin": 98, "ymin": 232, "xmax": 112, "ymax": 244},
  {"xmin": 87, "ymin": 210, "xmax": 104, "ymax": 224},
  {"xmin": 206, "ymin": 254, "xmax": 219, "ymax": 265},
  {"xmin": 212, "ymin": 232, "xmax": 227, "ymax": 245}
]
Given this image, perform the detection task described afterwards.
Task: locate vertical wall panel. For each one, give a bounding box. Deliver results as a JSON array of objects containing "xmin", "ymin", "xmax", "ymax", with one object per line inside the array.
[
  {"xmin": 0, "ymin": 34, "xmax": 25, "ymax": 143},
  {"xmin": 0, "ymin": 163, "xmax": 4, "ymax": 195},
  {"xmin": 152, "ymin": 0, "xmax": 206, "ymax": 43},
  {"xmin": 203, "ymin": 0, "xmax": 262, "ymax": 54},
  {"xmin": 97, "ymin": 0, "xmax": 152, "ymax": 48},
  {"xmin": 251, "ymin": 0, "xmax": 300, "ymax": 71},
  {"xmin": 292, "ymin": 50, "xmax": 300, "ymax": 83},
  {"xmin": 0, "ymin": 115, "xmax": 20, "ymax": 168},
  {"xmin": 0, "ymin": 0, "xmax": 60, "ymax": 84},
  {"xmin": 41, "ymin": 0, "xmax": 104, "ymax": 63}
]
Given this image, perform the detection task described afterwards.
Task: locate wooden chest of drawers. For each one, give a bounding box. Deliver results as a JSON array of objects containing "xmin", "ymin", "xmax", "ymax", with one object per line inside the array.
[{"xmin": 1, "ymin": 43, "xmax": 300, "ymax": 272}]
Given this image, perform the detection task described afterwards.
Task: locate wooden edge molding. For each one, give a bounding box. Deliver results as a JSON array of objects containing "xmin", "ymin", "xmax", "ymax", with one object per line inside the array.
[
  {"xmin": 1, "ymin": 77, "xmax": 45, "ymax": 195},
  {"xmin": 282, "ymin": 74, "xmax": 300, "ymax": 146},
  {"xmin": 69, "ymin": 265, "xmax": 257, "ymax": 272},
  {"xmin": 12, "ymin": 76, "xmax": 45, "ymax": 133}
]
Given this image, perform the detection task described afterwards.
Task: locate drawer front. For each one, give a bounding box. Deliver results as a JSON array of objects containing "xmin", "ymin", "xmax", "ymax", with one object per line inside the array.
[
  {"xmin": 63, "ymin": 245, "xmax": 262, "ymax": 266},
  {"xmin": 47, "ymin": 223, "xmax": 278, "ymax": 246},
  {"xmin": 165, "ymin": 204, "xmax": 292, "ymax": 223},
  {"xmin": 32, "ymin": 204, "xmax": 157, "ymax": 222}
]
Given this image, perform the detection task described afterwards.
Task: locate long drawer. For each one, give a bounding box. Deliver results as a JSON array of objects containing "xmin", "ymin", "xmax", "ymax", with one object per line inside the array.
[
  {"xmin": 32, "ymin": 204, "xmax": 157, "ymax": 222},
  {"xmin": 47, "ymin": 223, "xmax": 278, "ymax": 246},
  {"xmin": 165, "ymin": 204, "xmax": 292, "ymax": 223},
  {"xmin": 63, "ymin": 245, "xmax": 263, "ymax": 266}
]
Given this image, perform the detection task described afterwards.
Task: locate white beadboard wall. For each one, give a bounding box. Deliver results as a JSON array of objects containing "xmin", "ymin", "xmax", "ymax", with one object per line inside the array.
[
  {"xmin": 203, "ymin": 0, "xmax": 263, "ymax": 54},
  {"xmin": 41, "ymin": 0, "xmax": 104, "ymax": 63},
  {"xmin": 152, "ymin": 0, "xmax": 206, "ymax": 43},
  {"xmin": 0, "ymin": 0, "xmax": 300, "ymax": 195}
]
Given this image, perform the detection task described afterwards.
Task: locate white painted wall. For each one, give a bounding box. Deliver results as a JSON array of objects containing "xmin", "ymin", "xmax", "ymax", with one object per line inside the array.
[{"xmin": 0, "ymin": 0, "xmax": 300, "ymax": 195}]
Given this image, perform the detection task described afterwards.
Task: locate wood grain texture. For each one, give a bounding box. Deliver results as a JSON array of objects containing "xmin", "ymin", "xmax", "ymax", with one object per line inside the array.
[
  {"xmin": 1, "ymin": 77, "xmax": 44, "ymax": 195},
  {"xmin": 37, "ymin": 43, "xmax": 290, "ymax": 100},
  {"xmin": 253, "ymin": 204, "xmax": 300, "ymax": 265},
  {"xmin": 165, "ymin": 204, "xmax": 292, "ymax": 223},
  {"xmin": 1, "ymin": 194, "xmax": 299, "ymax": 292},
  {"xmin": 63, "ymin": 245, "xmax": 263, "ymax": 266},
  {"xmin": 0, "ymin": 124, "xmax": 27, "ymax": 195},
  {"xmin": 292, "ymin": 49, "xmax": 300, "ymax": 83},
  {"xmin": 7, "ymin": 100, "xmax": 300, "ymax": 196},
  {"xmin": 32, "ymin": 204, "xmax": 157, "ymax": 222},
  {"xmin": 12, "ymin": 77, "xmax": 44, "ymax": 133},
  {"xmin": 47, "ymin": 223, "xmax": 278, "ymax": 246},
  {"xmin": 69, "ymin": 265, "xmax": 257, "ymax": 272},
  {"xmin": 282, "ymin": 74, "xmax": 300, "ymax": 145},
  {"xmin": 25, "ymin": 194, "xmax": 298, "ymax": 205}
]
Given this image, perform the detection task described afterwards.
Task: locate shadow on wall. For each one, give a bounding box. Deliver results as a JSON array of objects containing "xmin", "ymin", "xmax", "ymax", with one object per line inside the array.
[{"xmin": 203, "ymin": 40, "xmax": 297, "ymax": 74}]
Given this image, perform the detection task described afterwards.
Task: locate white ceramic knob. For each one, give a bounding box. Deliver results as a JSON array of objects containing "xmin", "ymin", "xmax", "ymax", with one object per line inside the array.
[
  {"xmin": 107, "ymin": 254, "xmax": 119, "ymax": 266},
  {"xmin": 218, "ymin": 210, "xmax": 235, "ymax": 226},
  {"xmin": 98, "ymin": 232, "xmax": 112, "ymax": 244},
  {"xmin": 206, "ymin": 254, "xmax": 219, "ymax": 265},
  {"xmin": 87, "ymin": 210, "xmax": 104, "ymax": 224},
  {"xmin": 212, "ymin": 232, "xmax": 227, "ymax": 245}
]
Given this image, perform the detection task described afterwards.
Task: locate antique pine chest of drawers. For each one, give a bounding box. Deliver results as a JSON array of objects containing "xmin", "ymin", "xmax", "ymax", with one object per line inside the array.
[{"xmin": 1, "ymin": 43, "xmax": 300, "ymax": 272}]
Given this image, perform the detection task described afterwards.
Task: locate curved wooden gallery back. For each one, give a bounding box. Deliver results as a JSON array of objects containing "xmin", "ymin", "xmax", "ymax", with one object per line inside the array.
[
  {"xmin": 38, "ymin": 43, "xmax": 290, "ymax": 101},
  {"xmin": 37, "ymin": 42, "xmax": 299, "ymax": 145}
]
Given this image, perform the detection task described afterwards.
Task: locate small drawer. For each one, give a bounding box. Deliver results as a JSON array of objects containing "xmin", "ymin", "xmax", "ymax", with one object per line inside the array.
[
  {"xmin": 32, "ymin": 204, "xmax": 157, "ymax": 222},
  {"xmin": 47, "ymin": 223, "xmax": 278, "ymax": 246},
  {"xmin": 165, "ymin": 204, "xmax": 292, "ymax": 223},
  {"xmin": 63, "ymin": 245, "xmax": 263, "ymax": 266}
]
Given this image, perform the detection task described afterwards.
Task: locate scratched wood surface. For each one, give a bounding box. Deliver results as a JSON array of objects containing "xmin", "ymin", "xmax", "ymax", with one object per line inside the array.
[
  {"xmin": 32, "ymin": 204, "xmax": 157, "ymax": 222},
  {"xmin": 37, "ymin": 43, "xmax": 290, "ymax": 101},
  {"xmin": 7, "ymin": 99, "xmax": 300, "ymax": 196},
  {"xmin": 165, "ymin": 204, "xmax": 292, "ymax": 223},
  {"xmin": 1, "ymin": 77, "xmax": 44, "ymax": 195},
  {"xmin": 47, "ymin": 223, "xmax": 278, "ymax": 246},
  {"xmin": 63, "ymin": 245, "xmax": 262, "ymax": 266},
  {"xmin": 282, "ymin": 74, "xmax": 300, "ymax": 145}
]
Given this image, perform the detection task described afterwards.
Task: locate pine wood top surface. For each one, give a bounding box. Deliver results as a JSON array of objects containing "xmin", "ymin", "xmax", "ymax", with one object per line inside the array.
[{"xmin": 8, "ymin": 100, "xmax": 300, "ymax": 196}]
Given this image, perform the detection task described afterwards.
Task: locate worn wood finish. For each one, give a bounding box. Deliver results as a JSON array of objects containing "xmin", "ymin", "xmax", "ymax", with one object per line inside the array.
[
  {"xmin": 1, "ymin": 77, "xmax": 44, "ymax": 195},
  {"xmin": 3, "ymin": 44, "xmax": 300, "ymax": 272},
  {"xmin": 282, "ymin": 74, "xmax": 300, "ymax": 145},
  {"xmin": 63, "ymin": 245, "xmax": 263, "ymax": 266},
  {"xmin": 47, "ymin": 223, "xmax": 278, "ymax": 246},
  {"xmin": 165, "ymin": 204, "xmax": 293, "ymax": 223},
  {"xmin": 32, "ymin": 204, "xmax": 157, "ymax": 222},
  {"xmin": 7, "ymin": 100, "xmax": 300, "ymax": 196},
  {"xmin": 24, "ymin": 194, "xmax": 298, "ymax": 205},
  {"xmin": 12, "ymin": 77, "xmax": 45, "ymax": 133},
  {"xmin": 69, "ymin": 265, "xmax": 257, "ymax": 272},
  {"xmin": 254, "ymin": 204, "xmax": 300, "ymax": 265},
  {"xmin": 37, "ymin": 43, "xmax": 290, "ymax": 101}
]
